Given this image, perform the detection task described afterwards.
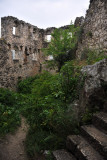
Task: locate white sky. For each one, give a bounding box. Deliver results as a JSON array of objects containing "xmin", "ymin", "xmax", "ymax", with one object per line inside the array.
[{"xmin": 0, "ymin": 0, "xmax": 90, "ymax": 36}]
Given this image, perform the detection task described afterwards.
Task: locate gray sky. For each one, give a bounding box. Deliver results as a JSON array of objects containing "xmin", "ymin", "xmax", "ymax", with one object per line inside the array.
[{"xmin": 0, "ymin": 0, "xmax": 90, "ymax": 36}]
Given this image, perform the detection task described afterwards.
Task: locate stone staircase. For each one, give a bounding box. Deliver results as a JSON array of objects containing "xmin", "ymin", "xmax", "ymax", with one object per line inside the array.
[{"xmin": 53, "ymin": 111, "xmax": 107, "ymax": 160}]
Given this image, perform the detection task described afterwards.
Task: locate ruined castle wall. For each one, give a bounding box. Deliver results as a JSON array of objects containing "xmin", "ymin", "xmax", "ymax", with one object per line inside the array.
[
  {"xmin": 0, "ymin": 16, "xmax": 52, "ymax": 89},
  {"xmin": 76, "ymin": 0, "xmax": 107, "ymax": 58},
  {"xmin": 0, "ymin": 16, "xmax": 69, "ymax": 89},
  {"xmin": 1, "ymin": 0, "xmax": 107, "ymax": 89},
  {"xmin": 0, "ymin": 38, "xmax": 40, "ymax": 89}
]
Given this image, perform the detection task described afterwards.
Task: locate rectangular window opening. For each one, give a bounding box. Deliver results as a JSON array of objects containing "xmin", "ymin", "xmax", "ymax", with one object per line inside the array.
[
  {"xmin": 45, "ymin": 35, "xmax": 51, "ymax": 42},
  {"xmin": 32, "ymin": 53, "xmax": 37, "ymax": 61},
  {"xmin": 0, "ymin": 18, "xmax": 1, "ymax": 38},
  {"xmin": 12, "ymin": 50, "xmax": 16, "ymax": 59},
  {"xmin": 13, "ymin": 27, "xmax": 16, "ymax": 35}
]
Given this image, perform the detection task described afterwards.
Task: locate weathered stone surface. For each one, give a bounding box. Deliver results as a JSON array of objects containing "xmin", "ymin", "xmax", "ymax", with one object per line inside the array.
[
  {"xmin": 0, "ymin": 0, "xmax": 107, "ymax": 89},
  {"xmin": 74, "ymin": 17, "xmax": 84, "ymax": 27},
  {"xmin": 93, "ymin": 112, "xmax": 107, "ymax": 133},
  {"xmin": 66, "ymin": 135, "xmax": 104, "ymax": 160},
  {"xmin": 0, "ymin": 16, "xmax": 71, "ymax": 89},
  {"xmin": 79, "ymin": 59, "xmax": 107, "ymax": 113},
  {"xmin": 53, "ymin": 149, "xmax": 76, "ymax": 160},
  {"xmin": 76, "ymin": 0, "xmax": 107, "ymax": 58},
  {"xmin": 81, "ymin": 125, "xmax": 107, "ymax": 158}
]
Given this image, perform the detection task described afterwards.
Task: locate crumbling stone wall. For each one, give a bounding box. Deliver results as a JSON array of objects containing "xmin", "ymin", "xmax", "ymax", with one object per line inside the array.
[
  {"xmin": 0, "ymin": 16, "xmax": 71, "ymax": 89},
  {"xmin": 0, "ymin": 0, "xmax": 107, "ymax": 89},
  {"xmin": 76, "ymin": 0, "xmax": 107, "ymax": 58},
  {"xmin": 0, "ymin": 16, "xmax": 56, "ymax": 89}
]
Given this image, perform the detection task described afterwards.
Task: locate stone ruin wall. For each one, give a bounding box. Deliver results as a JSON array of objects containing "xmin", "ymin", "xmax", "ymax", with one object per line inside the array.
[
  {"xmin": 0, "ymin": 0, "xmax": 107, "ymax": 89},
  {"xmin": 0, "ymin": 16, "xmax": 57, "ymax": 89},
  {"xmin": 0, "ymin": 16, "xmax": 70, "ymax": 89},
  {"xmin": 76, "ymin": 0, "xmax": 107, "ymax": 58}
]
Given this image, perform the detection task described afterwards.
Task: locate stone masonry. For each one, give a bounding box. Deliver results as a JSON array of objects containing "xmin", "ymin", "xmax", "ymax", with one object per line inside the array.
[
  {"xmin": 0, "ymin": 16, "xmax": 59, "ymax": 89},
  {"xmin": 76, "ymin": 0, "xmax": 107, "ymax": 58},
  {"xmin": 0, "ymin": 0, "xmax": 107, "ymax": 89}
]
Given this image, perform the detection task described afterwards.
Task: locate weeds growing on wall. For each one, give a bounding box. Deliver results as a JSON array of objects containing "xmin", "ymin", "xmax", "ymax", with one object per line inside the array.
[{"xmin": 81, "ymin": 48, "xmax": 107, "ymax": 64}]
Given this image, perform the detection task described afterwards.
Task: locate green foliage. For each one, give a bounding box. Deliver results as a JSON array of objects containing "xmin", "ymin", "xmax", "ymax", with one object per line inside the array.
[
  {"xmin": 77, "ymin": 26, "xmax": 84, "ymax": 43},
  {"xmin": 0, "ymin": 88, "xmax": 21, "ymax": 137},
  {"xmin": 43, "ymin": 25, "xmax": 80, "ymax": 71},
  {"xmin": 81, "ymin": 109, "xmax": 93, "ymax": 125},
  {"xmin": 81, "ymin": 105, "xmax": 100, "ymax": 125},
  {"xmin": 17, "ymin": 75, "xmax": 39, "ymax": 94},
  {"xmin": 86, "ymin": 50, "xmax": 107, "ymax": 64},
  {"xmin": 0, "ymin": 103, "xmax": 20, "ymax": 136},
  {"xmin": 60, "ymin": 61, "xmax": 81, "ymax": 101},
  {"xmin": 81, "ymin": 48, "xmax": 107, "ymax": 64},
  {"xmin": 17, "ymin": 70, "xmax": 80, "ymax": 157},
  {"xmin": 0, "ymin": 88, "xmax": 17, "ymax": 106}
]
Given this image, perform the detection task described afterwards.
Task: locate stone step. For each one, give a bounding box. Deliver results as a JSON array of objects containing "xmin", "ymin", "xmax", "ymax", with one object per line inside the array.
[
  {"xmin": 66, "ymin": 135, "xmax": 104, "ymax": 160},
  {"xmin": 93, "ymin": 112, "xmax": 107, "ymax": 133},
  {"xmin": 81, "ymin": 125, "xmax": 107, "ymax": 158},
  {"xmin": 53, "ymin": 149, "xmax": 76, "ymax": 160}
]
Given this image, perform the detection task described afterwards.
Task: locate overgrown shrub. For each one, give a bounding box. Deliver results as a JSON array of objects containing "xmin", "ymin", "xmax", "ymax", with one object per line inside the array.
[
  {"xmin": 17, "ymin": 70, "xmax": 80, "ymax": 156},
  {"xmin": 0, "ymin": 88, "xmax": 21, "ymax": 137}
]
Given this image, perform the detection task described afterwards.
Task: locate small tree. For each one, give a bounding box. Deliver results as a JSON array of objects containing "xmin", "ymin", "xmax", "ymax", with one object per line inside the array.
[{"xmin": 43, "ymin": 25, "xmax": 80, "ymax": 71}]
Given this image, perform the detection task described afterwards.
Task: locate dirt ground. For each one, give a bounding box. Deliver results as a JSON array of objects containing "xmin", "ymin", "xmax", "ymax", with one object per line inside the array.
[{"xmin": 0, "ymin": 116, "xmax": 29, "ymax": 160}]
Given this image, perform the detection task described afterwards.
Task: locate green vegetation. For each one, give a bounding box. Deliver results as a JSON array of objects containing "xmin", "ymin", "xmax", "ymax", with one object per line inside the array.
[
  {"xmin": 0, "ymin": 88, "xmax": 21, "ymax": 137},
  {"xmin": 43, "ymin": 25, "xmax": 80, "ymax": 71},
  {"xmin": 18, "ymin": 69, "xmax": 80, "ymax": 157},
  {"xmin": 0, "ymin": 25, "xmax": 107, "ymax": 159},
  {"xmin": 81, "ymin": 48, "xmax": 107, "ymax": 64}
]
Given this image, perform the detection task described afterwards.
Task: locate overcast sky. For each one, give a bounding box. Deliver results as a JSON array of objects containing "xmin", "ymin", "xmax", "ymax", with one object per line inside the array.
[{"xmin": 0, "ymin": 0, "xmax": 90, "ymax": 36}]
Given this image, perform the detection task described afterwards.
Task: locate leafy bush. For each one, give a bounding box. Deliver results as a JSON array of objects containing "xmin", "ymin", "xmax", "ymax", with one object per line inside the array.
[
  {"xmin": 17, "ymin": 75, "xmax": 40, "ymax": 94},
  {"xmin": 0, "ymin": 88, "xmax": 21, "ymax": 137},
  {"xmin": 17, "ymin": 70, "xmax": 80, "ymax": 156},
  {"xmin": 0, "ymin": 88, "xmax": 17, "ymax": 106},
  {"xmin": 0, "ymin": 103, "xmax": 20, "ymax": 136}
]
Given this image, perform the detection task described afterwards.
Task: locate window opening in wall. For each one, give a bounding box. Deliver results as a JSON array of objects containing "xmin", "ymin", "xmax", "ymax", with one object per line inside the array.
[
  {"xmin": 8, "ymin": 44, "xmax": 11, "ymax": 50},
  {"xmin": 45, "ymin": 35, "xmax": 51, "ymax": 42},
  {"xmin": 38, "ymin": 49, "xmax": 40, "ymax": 53},
  {"xmin": 29, "ymin": 48, "xmax": 32, "ymax": 53},
  {"xmin": 32, "ymin": 53, "xmax": 37, "ymax": 61},
  {"xmin": 12, "ymin": 46, "xmax": 19, "ymax": 60},
  {"xmin": 33, "ymin": 28, "xmax": 36, "ymax": 33},
  {"xmin": 25, "ymin": 47, "xmax": 29, "ymax": 55},
  {"xmin": 24, "ymin": 47, "xmax": 28, "ymax": 63},
  {"xmin": 39, "ymin": 63, "xmax": 42, "ymax": 73},
  {"xmin": 47, "ymin": 55, "xmax": 53, "ymax": 60},
  {"xmin": 20, "ymin": 46, "xmax": 23, "ymax": 51},
  {"xmin": 12, "ymin": 50, "xmax": 16, "ymax": 59},
  {"xmin": 13, "ymin": 27, "xmax": 16, "ymax": 35},
  {"xmin": 0, "ymin": 18, "xmax": 1, "ymax": 38}
]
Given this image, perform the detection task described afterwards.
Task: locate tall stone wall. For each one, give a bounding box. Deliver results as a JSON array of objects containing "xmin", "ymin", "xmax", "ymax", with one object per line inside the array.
[
  {"xmin": 0, "ymin": 16, "xmax": 56, "ymax": 89},
  {"xmin": 76, "ymin": 0, "xmax": 107, "ymax": 58},
  {"xmin": 0, "ymin": 16, "xmax": 70, "ymax": 89},
  {"xmin": 0, "ymin": 0, "xmax": 107, "ymax": 89}
]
